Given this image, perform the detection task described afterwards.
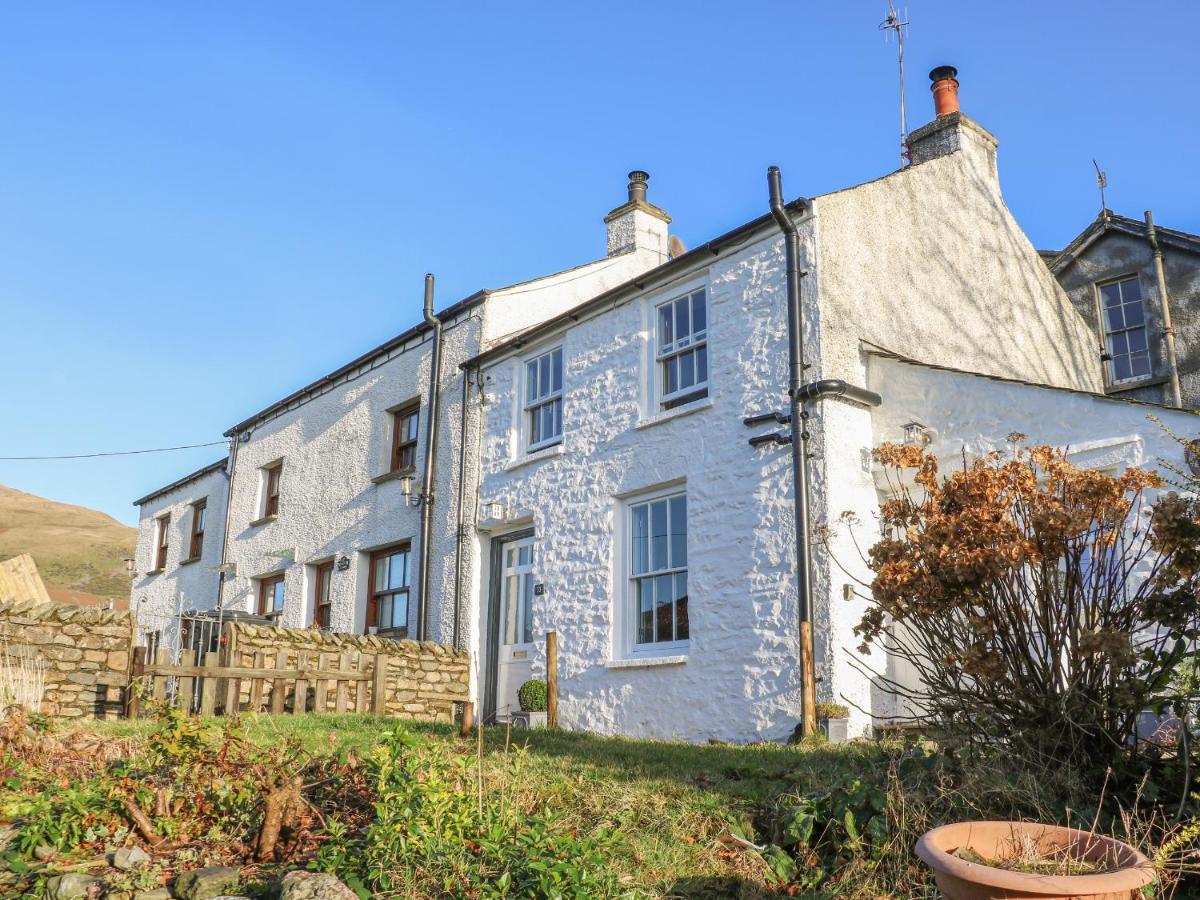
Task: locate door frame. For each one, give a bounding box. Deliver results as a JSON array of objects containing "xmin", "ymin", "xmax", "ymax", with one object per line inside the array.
[{"xmin": 483, "ymin": 527, "xmax": 535, "ymax": 724}]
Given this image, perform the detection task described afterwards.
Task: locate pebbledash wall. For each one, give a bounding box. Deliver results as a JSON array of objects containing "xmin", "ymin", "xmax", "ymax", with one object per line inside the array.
[
  {"xmin": 225, "ymin": 622, "xmax": 468, "ymax": 720},
  {"xmin": 468, "ymin": 106, "xmax": 1117, "ymax": 742},
  {"xmin": 0, "ymin": 600, "xmax": 132, "ymax": 718},
  {"xmin": 131, "ymin": 460, "xmax": 229, "ymax": 647}
]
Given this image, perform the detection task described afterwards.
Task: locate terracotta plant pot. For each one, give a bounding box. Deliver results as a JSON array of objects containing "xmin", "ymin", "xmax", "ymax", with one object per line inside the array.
[{"xmin": 915, "ymin": 821, "xmax": 1156, "ymax": 900}]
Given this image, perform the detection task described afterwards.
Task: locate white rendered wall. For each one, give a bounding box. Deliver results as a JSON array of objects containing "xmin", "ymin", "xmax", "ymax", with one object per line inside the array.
[
  {"xmin": 220, "ymin": 312, "xmax": 481, "ymax": 644},
  {"xmin": 131, "ymin": 464, "xmax": 229, "ymax": 648},
  {"xmin": 474, "ymin": 228, "xmax": 817, "ymax": 743}
]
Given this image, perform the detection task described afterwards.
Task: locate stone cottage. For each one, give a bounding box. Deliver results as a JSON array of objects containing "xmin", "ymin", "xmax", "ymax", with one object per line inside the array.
[
  {"xmin": 1047, "ymin": 211, "xmax": 1200, "ymax": 408},
  {"xmin": 132, "ymin": 66, "xmax": 1200, "ymax": 741}
]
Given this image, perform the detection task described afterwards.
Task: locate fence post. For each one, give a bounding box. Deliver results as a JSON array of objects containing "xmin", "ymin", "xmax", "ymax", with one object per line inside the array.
[
  {"xmin": 270, "ymin": 650, "xmax": 286, "ymax": 714},
  {"xmin": 200, "ymin": 652, "xmax": 219, "ymax": 716},
  {"xmin": 459, "ymin": 700, "xmax": 474, "ymax": 738},
  {"xmin": 546, "ymin": 631, "xmax": 558, "ymax": 729},
  {"xmin": 372, "ymin": 653, "xmax": 389, "ymax": 715},
  {"xmin": 126, "ymin": 646, "xmax": 146, "ymax": 719}
]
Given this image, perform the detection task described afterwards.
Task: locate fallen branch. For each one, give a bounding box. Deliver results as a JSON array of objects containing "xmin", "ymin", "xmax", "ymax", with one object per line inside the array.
[{"xmin": 121, "ymin": 798, "xmax": 164, "ymax": 847}]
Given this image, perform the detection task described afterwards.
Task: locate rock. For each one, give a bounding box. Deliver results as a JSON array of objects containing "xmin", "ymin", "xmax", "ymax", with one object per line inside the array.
[
  {"xmin": 33, "ymin": 844, "xmax": 56, "ymax": 860},
  {"xmin": 171, "ymin": 867, "xmax": 240, "ymax": 900},
  {"xmin": 132, "ymin": 890, "xmax": 172, "ymax": 900},
  {"xmin": 112, "ymin": 845, "xmax": 152, "ymax": 870},
  {"xmin": 44, "ymin": 873, "xmax": 103, "ymax": 899},
  {"xmin": 278, "ymin": 871, "xmax": 359, "ymax": 900}
]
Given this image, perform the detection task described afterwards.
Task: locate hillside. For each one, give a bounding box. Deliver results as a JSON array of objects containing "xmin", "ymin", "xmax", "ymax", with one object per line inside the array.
[{"xmin": 0, "ymin": 484, "xmax": 133, "ymax": 608}]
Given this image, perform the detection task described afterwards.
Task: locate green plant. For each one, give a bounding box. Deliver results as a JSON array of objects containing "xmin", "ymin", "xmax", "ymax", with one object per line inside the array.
[
  {"xmin": 815, "ymin": 702, "xmax": 848, "ymax": 720},
  {"xmin": 316, "ymin": 724, "xmax": 624, "ymax": 897},
  {"xmin": 517, "ymin": 678, "xmax": 548, "ymax": 713}
]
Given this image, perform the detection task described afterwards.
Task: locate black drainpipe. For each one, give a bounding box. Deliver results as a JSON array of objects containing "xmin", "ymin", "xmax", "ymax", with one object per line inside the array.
[
  {"xmin": 417, "ymin": 273, "xmax": 443, "ymax": 643},
  {"xmin": 759, "ymin": 167, "xmax": 882, "ymax": 739},
  {"xmin": 451, "ymin": 365, "xmax": 470, "ymax": 649}
]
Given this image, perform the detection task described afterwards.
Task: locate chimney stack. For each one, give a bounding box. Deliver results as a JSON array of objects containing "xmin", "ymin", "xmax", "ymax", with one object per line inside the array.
[
  {"xmin": 929, "ymin": 65, "xmax": 959, "ymax": 117},
  {"xmin": 605, "ymin": 170, "xmax": 670, "ymax": 262},
  {"xmin": 905, "ymin": 64, "xmax": 999, "ymax": 187}
]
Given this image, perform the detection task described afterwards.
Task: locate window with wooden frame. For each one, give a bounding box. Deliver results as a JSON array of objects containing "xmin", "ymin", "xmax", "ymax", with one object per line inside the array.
[
  {"xmin": 524, "ymin": 347, "xmax": 564, "ymax": 451},
  {"xmin": 153, "ymin": 514, "xmax": 170, "ymax": 571},
  {"xmin": 313, "ymin": 560, "xmax": 333, "ymax": 629},
  {"xmin": 367, "ymin": 543, "xmax": 411, "ymax": 635},
  {"xmin": 656, "ymin": 288, "xmax": 708, "ymax": 407},
  {"xmin": 262, "ymin": 462, "xmax": 282, "ymax": 518},
  {"xmin": 390, "ymin": 404, "xmax": 420, "ymax": 473},
  {"xmin": 1098, "ymin": 276, "xmax": 1153, "ymax": 384},
  {"xmin": 257, "ymin": 573, "xmax": 286, "ymax": 616},
  {"xmin": 187, "ymin": 499, "xmax": 206, "ymax": 561}
]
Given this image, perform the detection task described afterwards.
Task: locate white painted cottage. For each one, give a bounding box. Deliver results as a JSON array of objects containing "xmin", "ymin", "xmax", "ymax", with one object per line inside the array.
[{"xmin": 132, "ymin": 68, "xmax": 1199, "ymax": 741}]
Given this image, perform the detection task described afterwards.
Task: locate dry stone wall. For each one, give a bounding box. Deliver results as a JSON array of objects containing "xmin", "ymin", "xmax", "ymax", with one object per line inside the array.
[
  {"xmin": 226, "ymin": 623, "xmax": 469, "ymax": 722},
  {"xmin": 0, "ymin": 599, "xmax": 131, "ymax": 718}
]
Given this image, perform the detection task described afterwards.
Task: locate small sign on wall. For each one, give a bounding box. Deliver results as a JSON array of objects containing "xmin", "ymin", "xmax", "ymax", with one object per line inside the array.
[
  {"xmin": 336, "ymin": 556, "xmax": 351, "ymax": 572},
  {"xmin": 533, "ymin": 583, "xmax": 545, "ymax": 596}
]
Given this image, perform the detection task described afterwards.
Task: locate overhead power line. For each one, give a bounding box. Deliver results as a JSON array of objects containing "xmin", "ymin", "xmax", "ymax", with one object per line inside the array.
[{"xmin": 0, "ymin": 439, "xmax": 228, "ymax": 461}]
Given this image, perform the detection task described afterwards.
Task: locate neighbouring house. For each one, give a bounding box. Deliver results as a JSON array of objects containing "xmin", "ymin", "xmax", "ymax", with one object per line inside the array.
[
  {"xmin": 131, "ymin": 459, "xmax": 228, "ymax": 651},
  {"xmin": 130, "ymin": 65, "xmax": 1200, "ymax": 742},
  {"xmin": 0, "ymin": 553, "xmax": 52, "ymax": 604},
  {"xmin": 1046, "ymin": 211, "xmax": 1200, "ymax": 408}
]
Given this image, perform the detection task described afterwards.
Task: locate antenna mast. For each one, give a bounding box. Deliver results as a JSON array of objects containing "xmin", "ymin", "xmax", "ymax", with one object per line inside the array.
[
  {"xmin": 1092, "ymin": 159, "xmax": 1108, "ymax": 213},
  {"xmin": 880, "ymin": 1, "xmax": 911, "ymax": 167}
]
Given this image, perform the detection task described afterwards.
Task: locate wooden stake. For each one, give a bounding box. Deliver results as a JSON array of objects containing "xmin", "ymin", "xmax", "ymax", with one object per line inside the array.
[
  {"xmin": 372, "ymin": 652, "xmax": 389, "ymax": 715},
  {"xmin": 126, "ymin": 646, "xmax": 146, "ymax": 719},
  {"xmin": 800, "ymin": 621, "xmax": 817, "ymax": 739},
  {"xmin": 459, "ymin": 700, "xmax": 474, "ymax": 738},
  {"xmin": 546, "ymin": 630, "xmax": 558, "ymax": 729}
]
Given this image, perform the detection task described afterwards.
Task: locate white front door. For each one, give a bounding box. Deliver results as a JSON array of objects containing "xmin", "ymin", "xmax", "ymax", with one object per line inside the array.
[{"xmin": 494, "ymin": 536, "xmax": 535, "ymax": 720}]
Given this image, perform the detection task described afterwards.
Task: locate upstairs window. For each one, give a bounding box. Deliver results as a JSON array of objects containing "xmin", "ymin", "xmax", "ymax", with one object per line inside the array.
[
  {"xmin": 262, "ymin": 462, "xmax": 282, "ymax": 518},
  {"xmin": 657, "ymin": 288, "xmax": 708, "ymax": 406},
  {"xmin": 153, "ymin": 514, "xmax": 170, "ymax": 571},
  {"xmin": 367, "ymin": 543, "xmax": 411, "ymax": 635},
  {"xmin": 630, "ymin": 491, "xmax": 689, "ymax": 648},
  {"xmin": 187, "ymin": 499, "xmax": 206, "ymax": 561},
  {"xmin": 525, "ymin": 347, "xmax": 563, "ymax": 451},
  {"xmin": 258, "ymin": 573, "xmax": 285, "ymax": 616},
  {"xmin": 1100, "ymin": 276, "xmax": 1151, "ymax": 383},
  {"xmin": 390, "ymin": 404, "xmax": 420, "ymax": 473}
]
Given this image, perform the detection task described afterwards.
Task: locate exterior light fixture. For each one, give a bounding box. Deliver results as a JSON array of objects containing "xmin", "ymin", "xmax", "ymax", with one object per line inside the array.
[
  {"xmin": 123, "ymin": 557, "xmax": 135, "ymax": 576},
  {"xmin": 903, "ymin": 422, "xmax": 933, "ymax": 447},
  {"xmin": 400, "ymin": 474, "xmax": 425, "ymax": 507}
]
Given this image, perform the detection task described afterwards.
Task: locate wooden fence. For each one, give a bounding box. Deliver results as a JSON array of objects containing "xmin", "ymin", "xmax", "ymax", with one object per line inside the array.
[{"xmin": 128, "ymin": 646, "xmax": 390, "ymax": 717}]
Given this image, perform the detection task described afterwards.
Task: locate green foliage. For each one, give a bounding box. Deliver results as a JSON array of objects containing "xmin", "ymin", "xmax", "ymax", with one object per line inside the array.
[
  {"xmin": 518, "ymin": 678, "xmax": 548, "ymax": 712},
  {"xmin": 315, "ymin": 724, "xmax": 624, "ymax": 898}
]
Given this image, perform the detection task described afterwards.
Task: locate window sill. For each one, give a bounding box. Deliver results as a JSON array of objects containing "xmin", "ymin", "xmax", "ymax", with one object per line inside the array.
[
  {"xmin": 1105, "ymin": 375, "xmax": 1168, "ymax": 394},
  {"xmin": 636, "ymin": 397, "xmax": 713, "ymax": 431},
  {"xmin": 605, "ymin": 655, "xmax": 688, "ymax": 670},
  {"xmin": 145, "ymin": 568, "xmax": 165, "ymax": 577},
  {"xmin": 248, "ymin": 515, "xmax": 278, "ymax": 528},
  {"xmin": 505, "ymin": 443, "xmax": 564, "ymax": 472},
  {"xmin": 371, "ymin": 467, "xmax": 415, "ymax": 486},
  {"xmin": 178, "ymin": 556, "xmax": 201, "ymax": 567}
]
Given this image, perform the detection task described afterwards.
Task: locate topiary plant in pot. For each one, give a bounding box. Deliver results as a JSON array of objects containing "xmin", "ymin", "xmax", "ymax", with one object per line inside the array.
[{"xmin": 513, "ymin": 679, "xmax": 548, "ymax": 728}]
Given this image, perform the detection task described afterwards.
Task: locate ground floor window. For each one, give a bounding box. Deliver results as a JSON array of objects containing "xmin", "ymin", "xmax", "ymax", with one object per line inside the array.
[
  {"xmin": 313, "ymin": 560, "xmax": 333, "ymax": 629},
  {"xmin": 257, "ymin": 573, "xmax": 285, "ymax": 616},
  {"xmin": 368, "ymin": 543, "xmax": 411, "ymax": 635},
  {"xmin": 630, "ymin": 490, "xmax": 689, "ymax": 647}
]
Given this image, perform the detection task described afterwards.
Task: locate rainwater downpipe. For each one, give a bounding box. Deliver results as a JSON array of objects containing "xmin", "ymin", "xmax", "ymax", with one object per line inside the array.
[
  {"xmin": 1145, "ymin": 211, "xmax": 1183, "ymax": 408},
  {"xmin": 451, "ymin": 364, "xmax": 471, "ymax": 649},
  {"xmin": 417, "ymin": 273, "xmax": 443, "ymax": 642},
  {"xmin": 768, "ymin": 166, "xmax": 818, "ymax": 739}
]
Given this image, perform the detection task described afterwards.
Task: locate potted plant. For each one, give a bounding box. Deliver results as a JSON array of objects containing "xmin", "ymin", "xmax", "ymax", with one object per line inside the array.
[
  {"xmin": 915, "ymin": 821, "xmax": 1156, "ymax": 900},
  {"xmin": 512, "ymin": 678, "xmax": 548, "ymax": 728},
  {"xmin": 815, "ymin": 702, "xmax": 849, "ymax": 744}
]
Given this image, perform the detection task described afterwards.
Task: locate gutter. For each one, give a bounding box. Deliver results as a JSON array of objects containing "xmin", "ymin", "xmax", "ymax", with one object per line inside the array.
[
  {"xmin": 1145, "ymin": 210, "xmax": 1183, "ymax": 408},
  {"xmin": 417, "ymin": 274, "xmax": 443, "ymax": 642}
]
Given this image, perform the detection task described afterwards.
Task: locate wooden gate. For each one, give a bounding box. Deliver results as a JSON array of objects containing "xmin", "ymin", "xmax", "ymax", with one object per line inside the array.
[{"xmin": 127, "ymin": 646, "xmax": 390, "ymax": 717}]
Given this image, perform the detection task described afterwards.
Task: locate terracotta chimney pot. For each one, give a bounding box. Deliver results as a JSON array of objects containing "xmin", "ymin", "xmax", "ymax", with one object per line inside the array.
[{"xmin": 929, "ymin": 65, "xmax": 959, "ymax": 117}]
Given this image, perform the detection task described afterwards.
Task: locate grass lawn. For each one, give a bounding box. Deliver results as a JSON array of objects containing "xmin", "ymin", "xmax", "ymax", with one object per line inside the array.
[{"xmin": 83, "ymin": 713, "xmax": 882, "ymax": 897}]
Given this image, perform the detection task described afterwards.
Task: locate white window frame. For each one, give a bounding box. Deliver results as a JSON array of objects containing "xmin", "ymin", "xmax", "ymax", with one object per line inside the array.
[
  {"xmin": 523, "ymin": 346, "xmax": 564, "ymax": 452},
  {"xmin": 1097, "ymin": 275, "xmax": 1152, "ymax": 385},
  {"xmin": 624, "ymin": 485, "xmax": 690, "ymax": 656},
  {"xmin": 655, "ymin": 287, "xmax": 709, "ymax": 407}
]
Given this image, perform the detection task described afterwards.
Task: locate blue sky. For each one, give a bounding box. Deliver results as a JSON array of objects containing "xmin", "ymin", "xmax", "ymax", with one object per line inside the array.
[{"xmin": 1, "ymin": 1, "xmax": 1197, "ymax": 526}]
